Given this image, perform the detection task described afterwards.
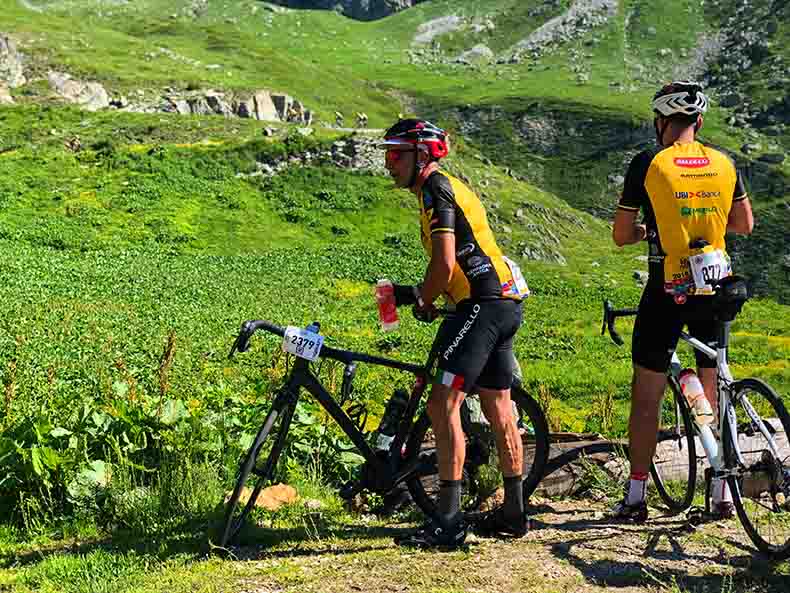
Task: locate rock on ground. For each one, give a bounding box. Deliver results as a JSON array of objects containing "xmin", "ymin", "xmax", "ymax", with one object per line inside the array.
[
  {"xmin": 0, "ymin": 34, "xmax": 26, "ymax": 88},
  {"xmin": 48, "ymin": 71, "xmax": 110, "ymax": 111}
]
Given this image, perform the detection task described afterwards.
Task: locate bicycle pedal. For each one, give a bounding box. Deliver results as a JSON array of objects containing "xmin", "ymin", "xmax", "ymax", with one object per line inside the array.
[{"xmin": 339, "ymin": 479, "xmax": 365, "ymax": 500}]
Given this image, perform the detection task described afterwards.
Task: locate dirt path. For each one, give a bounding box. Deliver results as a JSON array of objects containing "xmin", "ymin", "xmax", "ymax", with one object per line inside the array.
[{"xmin": 228, "ymin": 499, "xmax": 788, "ymax": 593}]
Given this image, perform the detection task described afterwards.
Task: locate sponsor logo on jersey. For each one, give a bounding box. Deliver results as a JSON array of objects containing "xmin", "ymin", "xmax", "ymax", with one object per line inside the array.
[
  {"xmin": 680, "ymin": 206, "xmax": 718, "ymax": 217},
  {"xmin": 674, "ymin": 157, "xmax": 710, "ymax": 168},
  {"xmin": 674, "ymin": 190, "xmax": 721, "ymax": 199},
  {"xmin": 456, "ymin": 243, "xmax": 475, "ymax": 258},
  {"xmin": 680, "ymin": 171, "xmax": 718, "ymax": 178}
]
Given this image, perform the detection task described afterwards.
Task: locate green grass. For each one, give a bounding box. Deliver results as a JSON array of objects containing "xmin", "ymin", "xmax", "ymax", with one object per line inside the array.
[{"xmin": 0, "ymin": 2, "xmax": 787, "ymax": 581}]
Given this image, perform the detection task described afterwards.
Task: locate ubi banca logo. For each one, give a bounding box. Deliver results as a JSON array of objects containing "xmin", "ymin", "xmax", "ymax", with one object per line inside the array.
[{"xmin": 674, "ymin": 190, "xmax": 721, "ymax": 199}]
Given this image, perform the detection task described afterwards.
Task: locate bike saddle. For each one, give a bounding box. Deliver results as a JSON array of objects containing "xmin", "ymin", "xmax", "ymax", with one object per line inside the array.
[{"xmin": 712, "ymin": 275, "xmax": 749, "ymax": 322}]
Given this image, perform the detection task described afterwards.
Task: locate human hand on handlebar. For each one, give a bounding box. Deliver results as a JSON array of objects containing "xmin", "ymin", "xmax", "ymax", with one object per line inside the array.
[
  {"xmin": 392, "ymin": 283, "xmax": 420, "ymax": 306},
  {"xmin": 412, "ymin": 301, "xmax": 439, "ymax": 323}
]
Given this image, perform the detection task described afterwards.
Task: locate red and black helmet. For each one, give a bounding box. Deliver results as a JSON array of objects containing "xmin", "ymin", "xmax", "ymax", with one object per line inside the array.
[{"xmin": 379, "ymin": 118, "xmax": 450, "ymax": 160}]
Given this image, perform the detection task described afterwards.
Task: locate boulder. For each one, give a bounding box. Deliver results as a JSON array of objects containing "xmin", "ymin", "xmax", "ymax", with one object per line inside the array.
[
  {"xmin": 719, "ymin": 92, "xmax": 742, "ymax": 108},
  {"xmin": 271, "ymin": 93, "xmax": 293, "ymax": 120},
  {"xmin": 257, "ymin": 483, "xmax": 298, "ymax": 510},
  {"xmin": 206, "ymin": 92, "xmax": 233, "ymax": 117},
  {"xmin": 253, "ymin": 90, "xmax": 279, "ymax": 121},
  {"xmin": 187, "ymin": 96, "xmax": 212, "ymax": 115},
  {"xmin": 48, "ymin": 71, "xmax": 109, "ymax": 111},
  {"xmin": 0, "ymin": 84, "xmax": 13, "ymax": 105},
  {"xmin": 0, "ymin": 34, "xmax": 25, "ymax": 88},
  {"xmin": 456, "ymin": 44, "xmax": 494, "ymax": 64},
  {"xmin": 234, "ymin": 95, "xmax": 256, "ymax": 118}
]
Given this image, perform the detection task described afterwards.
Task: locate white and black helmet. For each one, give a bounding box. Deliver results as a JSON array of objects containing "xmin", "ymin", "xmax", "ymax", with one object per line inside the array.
[{"xmin": 652, "ymin": 81, "xmax": 708, "ymax": 117}]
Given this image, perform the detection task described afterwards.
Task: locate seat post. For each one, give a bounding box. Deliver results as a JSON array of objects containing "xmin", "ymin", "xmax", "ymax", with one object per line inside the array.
[{"xmin": 716, "ymin": 320, "xmax": 731, "ymax": 355}]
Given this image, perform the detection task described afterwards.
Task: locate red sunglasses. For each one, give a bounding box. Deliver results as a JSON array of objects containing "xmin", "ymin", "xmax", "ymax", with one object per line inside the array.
[{"xmin": 385, "ymin": 149, "xmax": 415, "ymax": 166}]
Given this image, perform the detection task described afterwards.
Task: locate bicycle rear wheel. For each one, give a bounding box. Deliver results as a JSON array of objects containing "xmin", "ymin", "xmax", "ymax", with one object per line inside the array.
[
  {"xmin": 404, "ymin": 382, "xmax": 549, "ymax": 519},
  {"xmin": 649, "ymin": 380, "xmax": 697, "ymax": 512},
  {"xmin": 724, "ymin": 378, "xmax": 790, "ymax": 560},
  {"xmin": 219, "ymin": 389, "xmax": 297, "ymax": 548}
]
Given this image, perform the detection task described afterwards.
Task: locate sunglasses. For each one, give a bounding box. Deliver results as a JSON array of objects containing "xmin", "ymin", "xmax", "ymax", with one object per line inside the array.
[{"xmin": 385, "ymin": 149, "xmax": 415, "ymax": 166}]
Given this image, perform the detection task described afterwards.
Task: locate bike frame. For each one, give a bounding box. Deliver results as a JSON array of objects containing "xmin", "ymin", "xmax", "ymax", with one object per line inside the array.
[
  {"xmin": 603, "ymin": 303, "xmax": 784, "ymax": 480},
  {"xmin": 231, "ymin": 319, "xmax": 443, "ymax": 494}
]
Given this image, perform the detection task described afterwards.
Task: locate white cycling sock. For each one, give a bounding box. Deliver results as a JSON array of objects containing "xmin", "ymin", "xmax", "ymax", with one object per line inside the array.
[
  {"xmin": 626, "ymin": 473, "xmax": 648, "ymax": 505},
  {"xmin": 711, "ymin": 477, "xmax": 732, "ymax": 505}
]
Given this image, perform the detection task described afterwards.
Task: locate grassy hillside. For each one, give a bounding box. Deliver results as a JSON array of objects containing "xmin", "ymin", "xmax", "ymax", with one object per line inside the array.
[{"xmin": 0, "ymin": 0, "xmax": 787, "ymax": 550}]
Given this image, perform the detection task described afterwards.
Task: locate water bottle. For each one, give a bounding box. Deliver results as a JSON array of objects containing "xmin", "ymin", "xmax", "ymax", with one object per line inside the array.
[
  {"xmin": 678, "ymin": 369, "xmax": 714, "ymax": 426},
  {"xmin": 375, "ymin": 389, "xmax": 409, "ymax": 452},
  {"xmin": 375, "ymin": 279, "xmax": 399, "ymax": 332}
]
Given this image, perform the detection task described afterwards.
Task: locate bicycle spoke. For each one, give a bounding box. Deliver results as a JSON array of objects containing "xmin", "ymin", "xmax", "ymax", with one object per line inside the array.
[{"xmin": 725, "ymin": 378, "xmax": 790, "ymax": 559}]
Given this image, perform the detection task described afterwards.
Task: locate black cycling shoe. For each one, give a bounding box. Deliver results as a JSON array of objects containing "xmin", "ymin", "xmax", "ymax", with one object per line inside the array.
[
  {"xmin": 394, "ymin": 519, "xmax": 467, "ymax": 549},
  {"xmin": 472, "ymin": 506, "xmax": 529, "ymax": 538},
  {"xmin": 611, "ymin": 497, "xmax": 648, "ymax": 524}
]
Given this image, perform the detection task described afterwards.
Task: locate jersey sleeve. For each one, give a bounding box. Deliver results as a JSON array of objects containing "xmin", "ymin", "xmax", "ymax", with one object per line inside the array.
[
  {"xmin": 618, "ymin": 151, "xmax": 652, "ymax": 212},
  {"xmin": 423, "ymin": 173, "xmax": 456, "ymax": 235}
]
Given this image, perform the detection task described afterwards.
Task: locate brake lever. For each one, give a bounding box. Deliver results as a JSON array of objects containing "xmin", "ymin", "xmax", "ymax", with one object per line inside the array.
[{"xmin": 228, "ymin": 321, "xmax": 255, "ymax": 359}]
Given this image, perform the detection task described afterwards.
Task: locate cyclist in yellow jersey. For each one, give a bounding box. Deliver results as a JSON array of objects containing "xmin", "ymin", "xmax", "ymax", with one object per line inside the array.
[
  {"xmin": 612, "ymin": 82, "xmax": 754, "ymax": 522},
  {"xmin": 378, "ymin": 119, "xmax": 530, "ymax": 548}
]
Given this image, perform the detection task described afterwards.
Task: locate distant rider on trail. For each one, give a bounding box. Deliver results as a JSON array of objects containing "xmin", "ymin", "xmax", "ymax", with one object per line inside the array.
[
  {"xmin": 379, "ymin": 119, "xmax": 531, "ymax": 548},
  {"xmin": 611, "ymin": 81, "xmax": 754, "ymax": 522}
]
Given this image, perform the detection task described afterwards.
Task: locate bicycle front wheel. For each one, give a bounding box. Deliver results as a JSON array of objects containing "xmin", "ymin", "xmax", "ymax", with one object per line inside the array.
[
  {"xmin": 649, "ymin": 380, "xmax": 697, "ymax": 512},
  {"xmin": 724, "ymin": 378, "xmax": 790, "ymax": 560},
  {"xmin": 404, "ymin": 382, "xmax": 549, "ymax": 519},
  {"xmin": 219, "ymin": 389, "xmax": 297, "ymax": 548}
]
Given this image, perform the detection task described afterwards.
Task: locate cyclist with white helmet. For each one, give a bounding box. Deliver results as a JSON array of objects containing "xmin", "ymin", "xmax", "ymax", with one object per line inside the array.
[
  {"xmin": 379, "ymin": 119, "xmax": 530, "ymax": 548},
  {"xmin": 612, "ymin": 82, "xmax": 754, "ymax": 521}
]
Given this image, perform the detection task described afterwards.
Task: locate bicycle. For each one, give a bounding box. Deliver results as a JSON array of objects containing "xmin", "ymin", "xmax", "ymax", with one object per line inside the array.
[
  {"xmin": 219, "ymin": 315, "xmax": 549, "ymax": 548},
  {"xmin": 603, "ymin": 275, "xmax": 790, "ymax": 560}
]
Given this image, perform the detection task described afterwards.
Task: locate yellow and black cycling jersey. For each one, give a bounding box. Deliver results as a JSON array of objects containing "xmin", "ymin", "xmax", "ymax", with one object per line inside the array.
[
  {"xmin": 418, "ymin": 171, "xmax": 524, "ymax": 305},
  {"xmin": 618, "ymin": 141, "xmax": 747, "ymax": 296}
]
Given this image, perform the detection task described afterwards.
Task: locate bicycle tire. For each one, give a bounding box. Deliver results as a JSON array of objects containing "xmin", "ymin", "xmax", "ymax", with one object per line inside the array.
[
  {"xmin": 723, "ymin": 378, "xmax": 790, "ymax": 560},
  {"xmin": 404, "ymin": 382, "xmax": 549, "ymax": 519},
  {"xmin": 649, "ymin": 380, "xmax": 697, "ymax": 512},
  {"xmin": 219, "ymin": 391, "xmax": 296, "ymax": 548}
]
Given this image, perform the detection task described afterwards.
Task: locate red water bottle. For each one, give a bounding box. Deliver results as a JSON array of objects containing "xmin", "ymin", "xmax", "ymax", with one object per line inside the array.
[{"xmin": 375, "ymin": 279, "xmax": 399, "ymax": 331}]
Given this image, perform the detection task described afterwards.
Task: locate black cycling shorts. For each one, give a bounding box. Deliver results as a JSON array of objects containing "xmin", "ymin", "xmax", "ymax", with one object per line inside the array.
[
  {"xmin": 433, "ymin": 299, "xmax": 522, "ymax": 391},
  {"xmin": 632, "ymin": 288, "xmax": 718, "ymax": 373}
]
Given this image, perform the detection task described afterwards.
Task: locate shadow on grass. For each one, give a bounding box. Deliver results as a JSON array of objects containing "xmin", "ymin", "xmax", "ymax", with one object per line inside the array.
[
  {"xmin": 0, "ymin": 509, "xmax": 427, "ymax": 570},
  {"xmin": 546, "ymin": 519, "xmax": 790, "ymax": 591}
]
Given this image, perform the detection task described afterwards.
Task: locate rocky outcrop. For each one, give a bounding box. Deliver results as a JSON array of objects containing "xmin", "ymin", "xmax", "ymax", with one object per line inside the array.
[
  {"xmin": 0, "ymin": 84, "xmax": 13, "ymax": 105},
  {"xmin": 455, "ymin": 44, "xmax": 494, "ymax": 65},
  {"xmin": 155, "ymin": 89, "xmax": 306, "ymax": 122},
  {"xmin": 511, "ymin": 0, "xmax": 618, "ymax": 60},
  {"xmin": 48, "ymin": 72, "xmax": 110, "ymax": 111},
  {"xmin": 0, "ymin": 34, "xmax": 26, "ymax": 88},
  {"xmin": 238, "ymin": 134, "xmax": 385, "ymax": 179},
  {"xmin": 267, "ymin": 0, "xmax": 424, "ymax": 21},
  {"xmin": 413, "ymin": 15, "xmax": 464, "ymax": 44},
  {"xmin": 705, "ymin": 0, "xmax": 788, "ymax": 131}
]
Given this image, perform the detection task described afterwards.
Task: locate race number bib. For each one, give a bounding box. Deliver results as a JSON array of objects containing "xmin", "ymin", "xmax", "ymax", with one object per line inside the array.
[
  {"xmin": 282, "ymin": 326, "xmax": 324, "ymax": 361},
  {"xmin": 503, "ymin": 256, "xmax": 530, "ymax": 298},
  {"xmin": 689, "ymin": 249, "xmax": 730, "ymax": 294}
]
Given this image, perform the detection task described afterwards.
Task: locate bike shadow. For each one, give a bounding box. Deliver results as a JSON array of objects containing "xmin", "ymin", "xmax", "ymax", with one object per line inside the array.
[{"xmin": 544, "ymin": 513, "xmax": 788, "ymax": 590}]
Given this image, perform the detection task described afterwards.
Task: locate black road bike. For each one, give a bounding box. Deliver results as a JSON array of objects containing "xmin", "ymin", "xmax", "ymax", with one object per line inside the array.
[{"xmin": 219, "ymin": 318, "xmax": 549, "ymax": 548}]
